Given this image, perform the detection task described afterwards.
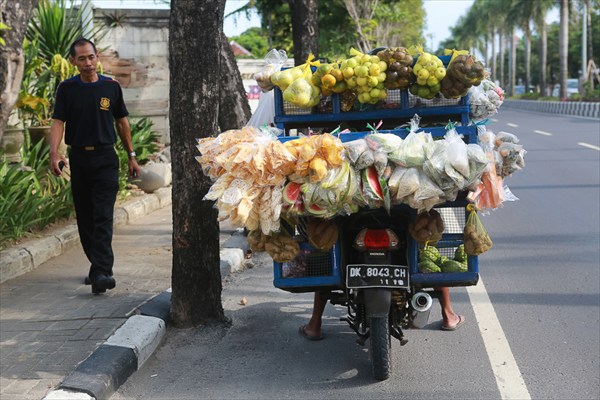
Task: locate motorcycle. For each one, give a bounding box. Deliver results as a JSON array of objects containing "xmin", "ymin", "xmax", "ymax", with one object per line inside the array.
[{"xmin": 274, "ymin": 205, "xmax": 478, "ymax": 381}]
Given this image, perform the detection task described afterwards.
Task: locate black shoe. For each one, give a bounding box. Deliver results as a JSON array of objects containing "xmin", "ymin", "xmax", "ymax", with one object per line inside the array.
[
  {"xmin": 91, "ymin": 275, "xmax": 116, "ymax": 294},
  {"xmin": 84, "ymin": 276, "xmax": 91, "ymax": 285}
]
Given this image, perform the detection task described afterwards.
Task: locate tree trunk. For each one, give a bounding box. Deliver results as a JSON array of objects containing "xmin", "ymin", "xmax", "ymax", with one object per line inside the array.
[
  {"xmin": 586, "ymin": 0, "xmax": 593, "ymax": 66},
  {"xmin": 499, "ymin": 28, "xmax": 505, "ymax": 88},
  {"xmin": 539, "ymin": 21, "xmax": 547, "ymax": 96},
  {"xmin": 524, "ymin": 26, "xmax": 531, "ymax": 93},
  {"xmin": 218, "ymin": 31, "xmax": 251, "ymax": 131},
  {"xmin": 511, "ymin": 31, "xmax": 516, "ymax": 94},
  {"xmin": 169, "ymin": 0, "xmax": 227, "ymax": 328},
  {"xmin": 0, "ymin": 0, "xmax": 38, "ymax": 142},
  {"xmin": 559, "ymin": 0, "xmax": 568, "ymax": 99},
  {"xmin": 288, "ymin": 0, "xmax": 319, "ymax": 66},
  {"xmin": 491, "ymin": 28, "xmax": 497, "ymax": 82}
]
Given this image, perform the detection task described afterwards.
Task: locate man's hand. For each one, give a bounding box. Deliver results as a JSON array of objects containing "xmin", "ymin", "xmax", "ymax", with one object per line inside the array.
[
  {"xmin": 129, "ymin": 157, "xmax": 141, "ymax": 179},
  {"xmin": 50, "ymin": 153, "xmax": 68, "ymax": 177}
]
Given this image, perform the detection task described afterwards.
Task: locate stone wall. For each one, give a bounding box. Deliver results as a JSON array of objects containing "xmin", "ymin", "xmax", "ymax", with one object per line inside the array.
[{"xmin": 94, "ymin": 9, "xmax": 170, "ymax": 143}]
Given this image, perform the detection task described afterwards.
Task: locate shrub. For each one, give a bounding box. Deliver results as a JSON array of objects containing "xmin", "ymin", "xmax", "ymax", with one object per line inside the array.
[
  {"xmin": 0, "ymin": 117, "xmax": 162, "ymax": 249},
  {"xmin": 115, "ymin": 117, "xmax": 161, "ymax": 195},
  {"xmin": 0, "ymin": 140, "xmax": 74, "ymax": 249}
]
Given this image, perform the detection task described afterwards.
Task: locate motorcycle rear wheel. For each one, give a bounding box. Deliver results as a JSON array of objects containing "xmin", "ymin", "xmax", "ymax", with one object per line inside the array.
[{"xmin": 369, "ymin": 316, "xmax": 391, "ymax": 380}]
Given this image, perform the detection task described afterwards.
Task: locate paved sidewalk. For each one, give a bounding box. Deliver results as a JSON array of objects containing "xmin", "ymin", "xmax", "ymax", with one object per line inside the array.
[{"xmin": 0, "ymin": 197, "xmax": 247, "ymax": 399}]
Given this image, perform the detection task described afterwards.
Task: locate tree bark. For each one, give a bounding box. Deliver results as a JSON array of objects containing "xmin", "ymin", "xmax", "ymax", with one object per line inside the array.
[
  {"xmin": 539, "ymin": 21, "xmax": 547, "ymax": 96},
  {"xmin": 585, "ymin": 0, "xmax": 593, "ymax": 68},
  {"xmin": 491, "ymin": 28, "xmax": 497, "ymax": 82},
  {"xmin": 169, "ymin": 0, "xmax": 227, "ymax": 328},
  {"xmin": 288, "ymin": 0, "xmax": 319, "ymax": 66},
  {"xmin": 0, "ymin": 0, "xmax": 38, "ymax": 141},
  {"xmin": 559, "ymin": 0, "xmax": 568, "ymax": 99},
  {"xmin": 524, "ymin": 26, "xmax": 531, "ymax": 93},
  {"xmin": 499, "ymin": 28, "xmax": 505, "ymax": 88},
  {"xmin": 218, "ymin": 31, "xmax": 251, "ymax": 131}
]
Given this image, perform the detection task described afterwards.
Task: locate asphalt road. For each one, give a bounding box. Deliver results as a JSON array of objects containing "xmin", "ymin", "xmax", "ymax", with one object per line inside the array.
[{"xmin": 113, "ymin": 109, "xmax": 599, "ymax": 400}]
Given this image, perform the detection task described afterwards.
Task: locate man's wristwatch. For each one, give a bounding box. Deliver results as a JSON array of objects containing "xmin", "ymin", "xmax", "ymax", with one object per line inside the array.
[{"xmin": 128, "ymin": 151, "xmax": 136, "ymax": 158}]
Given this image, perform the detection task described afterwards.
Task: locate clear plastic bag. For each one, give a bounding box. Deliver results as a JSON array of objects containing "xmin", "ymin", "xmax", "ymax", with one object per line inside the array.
[
  {"xmin": 246, "ymin": 90, "xmax": 275, "ymax": 128},
  {"xmin": 444, "ymin": 125, "xmax": 470, "ymax": 177},
  {"xmin": 389, "ymin": 115, "xmax": 432, "ymax": 167},
  {"xmin": 255, "ymin": 49, "xmax": 288, "ymax": 91}
]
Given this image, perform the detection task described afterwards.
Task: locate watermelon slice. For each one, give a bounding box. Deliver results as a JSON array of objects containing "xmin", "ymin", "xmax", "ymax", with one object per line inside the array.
[
  {"xmin": 288, "ymin": 198, "xmax": 305, "ymax": 215},
  {"xmin": 283, "ymin": 181, "xmax": 302, "ymax": 205},
  {"xmin": 363, "ymin": 165, "xmax": 384, "ymax": 200},
  {"xmin": 305, "ymin": 202, "xmax": 328, "ymax": 216}
]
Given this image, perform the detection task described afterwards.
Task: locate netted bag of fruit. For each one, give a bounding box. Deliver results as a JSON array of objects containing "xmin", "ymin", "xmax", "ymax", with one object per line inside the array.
[
  {"xmin": 282, "ymin": 54, "xmax": 322, "ymax": 109},
  {"xmin": 312, "ymin": 61, "xmax": 347, "ymax": 97},
  {"xmin": 343, "ymin": 48, "xmax": 388, "ymax": 105},
  {"xmin": 440, "ymin": 49, "xmax": 486, "ymax": 99},
  {"xmin": 463, "ymin": 204, "xmax": 493, "ymax": 255},
  {"xmin": 408, "ymin": 209, "xmax": 445, "ymax": 245},
  {"xmin": 306, "ymin": 218, "xmax": 339, "ymax": 250},
  {"xmin": 376, "ymin": 47, "xmax": 415, "ymax": 90},
  {"xmin": 408, "ymin": 46, "xmax": 446, "ymax": 100}
]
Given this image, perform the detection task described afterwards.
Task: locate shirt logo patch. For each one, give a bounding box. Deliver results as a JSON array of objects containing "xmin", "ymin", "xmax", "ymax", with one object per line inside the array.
[{"xmin": 100, "ymin": 97, "xmax": 110, "ymax": 111}]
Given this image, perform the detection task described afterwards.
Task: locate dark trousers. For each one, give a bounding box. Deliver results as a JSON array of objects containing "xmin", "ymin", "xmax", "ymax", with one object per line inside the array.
[{"xmin": 69, "ymin": 147, "xmax": 119, "ymax": 280}]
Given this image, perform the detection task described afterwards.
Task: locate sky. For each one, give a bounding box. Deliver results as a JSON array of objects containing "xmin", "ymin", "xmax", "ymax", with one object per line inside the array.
[{"xmin": 89, "ymin": 0, "xmax": 559, "ymax": 52}]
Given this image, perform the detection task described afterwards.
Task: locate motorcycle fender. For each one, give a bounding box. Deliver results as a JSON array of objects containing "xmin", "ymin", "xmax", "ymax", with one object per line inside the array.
[{"xmin": 363, "ymin": 288, "xmax": 392, "ymax": 318}]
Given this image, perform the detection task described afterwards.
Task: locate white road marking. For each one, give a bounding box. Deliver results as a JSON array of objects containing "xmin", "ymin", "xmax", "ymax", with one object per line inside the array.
[
  {"xmin": 533, "ymin": 130, "xmax": 553, "ymax": 136},
  {"xmin": 467, "ymin": 279, "xmax": 531, "ymax": 400},
  {"xmin": 498, "ymin": 130, "xmax": 513, "ymax": 136},
  {"xmin": 578, "ymin": 142, "xmax": 600, "ymax": 151},
  {"xmin": 491, "ymin": 118, "xmax": 499, "ymax": 122},
  {"xmin": 507, "ymin": 123, "xmax": 518, "ymax": 127}
]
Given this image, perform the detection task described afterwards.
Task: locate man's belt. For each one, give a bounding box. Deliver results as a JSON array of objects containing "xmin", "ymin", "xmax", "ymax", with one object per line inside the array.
[{"xmin": 72, "ymin": 144, "xmax": 115, "ymax": 151}]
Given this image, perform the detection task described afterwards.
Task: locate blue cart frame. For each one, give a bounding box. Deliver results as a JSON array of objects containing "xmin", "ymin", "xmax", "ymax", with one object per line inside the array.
[{"xmin": 271, "ymin": 55, "xmax": 479, "ymax": 292}]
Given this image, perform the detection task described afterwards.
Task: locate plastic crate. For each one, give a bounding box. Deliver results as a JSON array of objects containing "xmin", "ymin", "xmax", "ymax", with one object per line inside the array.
[
  {"xmin": 408, "ymin": 205, "xmax": 479, "ymax": 288},
  {"xmin": 273, "ymin": 241, "xmax": 343, "ymax": 293}
]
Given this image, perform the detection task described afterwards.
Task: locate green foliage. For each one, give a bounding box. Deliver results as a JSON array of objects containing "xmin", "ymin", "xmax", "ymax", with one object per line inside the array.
[
  {"xmin": 0, "ymin": 22, "xmax": 10, "ymax": 46},
  {"xmin": 26, "ymin": 0, "xmax": 107, "ymax": 61},
  {"xmin": 230, "ymin": 27, "xmax": 269, "ymax": 58},
  {"xmin": 0, "ymin": 141, "xmax": 74, "ymax": 249},
  {"xmin": 115, "ymin": 117, "xmax": 161, "ymax": 195}
]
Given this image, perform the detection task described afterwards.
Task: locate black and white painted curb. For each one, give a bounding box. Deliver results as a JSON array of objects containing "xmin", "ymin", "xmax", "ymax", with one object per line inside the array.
[
  {"xmin": 503, "ymin": 99, "xmax": 600, "ymax": 118},
  {"xmin": 42, "ymin": 233, "xmax": 248, "ymax": 400},
  {"xmin": 43, "ymin": 291, "xmax": 171, "ymax": 400}
]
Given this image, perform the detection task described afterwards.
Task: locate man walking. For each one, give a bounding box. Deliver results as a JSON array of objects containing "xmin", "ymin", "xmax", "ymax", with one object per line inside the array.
[{"xmin": 49, "ymin": 38, "xmax": 140, "ymax": 294}]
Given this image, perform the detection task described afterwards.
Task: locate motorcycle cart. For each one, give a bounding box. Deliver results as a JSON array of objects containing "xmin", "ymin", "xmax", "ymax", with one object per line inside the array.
[{"xmin": 270, "ymin": 55, "xmax": 480, "ymax": 380}]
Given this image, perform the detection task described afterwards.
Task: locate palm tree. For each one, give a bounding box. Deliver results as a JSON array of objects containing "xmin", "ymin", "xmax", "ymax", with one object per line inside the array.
[
  {"xmin": 508, "ymin": 0, "xmax": 533, "ymax": 92},
  {"xmin": 531, "ymin": 0, "xmax": 555, "ymax": 96},
  {"xmin": 559, "ymin": 0, "xmax": 569, "ymax": 98}
]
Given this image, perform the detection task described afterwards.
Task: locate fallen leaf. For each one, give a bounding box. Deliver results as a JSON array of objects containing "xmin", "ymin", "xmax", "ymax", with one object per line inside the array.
[{"xmin": 239, "ymin": 297, "xmax": 248, "ymax": 306}]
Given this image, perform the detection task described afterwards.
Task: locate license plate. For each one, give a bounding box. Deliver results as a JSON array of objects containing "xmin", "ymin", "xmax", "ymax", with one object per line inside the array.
[{"xmin": 346, "ymin": 264, "xmax": 409, "ymax": 289}]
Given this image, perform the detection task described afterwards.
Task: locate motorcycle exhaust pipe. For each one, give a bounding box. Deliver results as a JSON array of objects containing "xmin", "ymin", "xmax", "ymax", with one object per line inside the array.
[
  {"xmin": 411, "ymin": 292, "xmax": 433, "ymax": 329},
  {"xmin": 411, "ymin": 292, "xmax": 433, "ymax": 312}
]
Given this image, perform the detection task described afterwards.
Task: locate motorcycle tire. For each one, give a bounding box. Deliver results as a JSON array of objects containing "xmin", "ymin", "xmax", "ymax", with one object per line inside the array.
[{"xmin": 369, "ymin": 315, "xmax": 391, "ymax": 380}]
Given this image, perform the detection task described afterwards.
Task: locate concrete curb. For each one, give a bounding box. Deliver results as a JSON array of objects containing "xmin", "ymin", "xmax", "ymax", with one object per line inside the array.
[
  {"xmin": 503, "ymin": 99, "xmax": 600, "ymax": 118},
  {"xmin": 44, "ymin": 244, "xmax": 248, "ymax": 400},
  {"xmin": 0, "ymin": 187, "xmax": 172, "ymax": 284}
]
